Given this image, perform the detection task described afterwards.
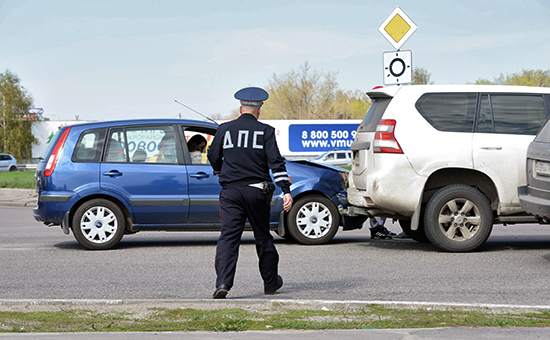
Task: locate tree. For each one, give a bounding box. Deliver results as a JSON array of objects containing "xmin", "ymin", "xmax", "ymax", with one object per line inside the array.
[
  {"xmin": 474, "ymin": 69, "xmax": 550, "ymax": 87},
  {"xmin": 412, "ymin": 67, "xmax": 433, "ymax": 85},
  {"xmin": 261, "ymin": 62, "xmax": 370, "ymax": 119},
  {"xmin": 332, "ymin": 90, "xmax": 371, "ymax": 119},
  {"xmin": 0, "ymin": 70, "xmax": 37, "ymax": 161}
]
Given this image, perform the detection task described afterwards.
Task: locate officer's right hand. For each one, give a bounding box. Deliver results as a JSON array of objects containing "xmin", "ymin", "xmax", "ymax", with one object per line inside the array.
[{"xmin": 283, "ymin": 193, "xmax": 293, "ymax": 212}]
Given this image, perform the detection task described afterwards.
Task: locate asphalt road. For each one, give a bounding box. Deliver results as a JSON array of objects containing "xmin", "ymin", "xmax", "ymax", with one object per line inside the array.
[{"xmin": 2, "ymin": 206, "xmax": 550, "ymax": 306}]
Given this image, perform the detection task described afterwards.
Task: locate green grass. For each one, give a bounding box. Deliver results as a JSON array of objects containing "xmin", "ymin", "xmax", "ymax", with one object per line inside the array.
[
  {"xmin": 1, "ymin": 305, "xmax": 550, "ymax": 333},
  {"xmin": 0, "ymin": 171, "xmax": 35, "ymax": 189}
]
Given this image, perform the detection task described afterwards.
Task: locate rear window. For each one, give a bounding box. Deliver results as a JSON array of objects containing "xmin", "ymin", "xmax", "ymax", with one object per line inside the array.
[
  {"xmin": 358, "ymin": 97, "xmax": 391, "ymax": 132},
  {"xmin": 415, "ymin": 93, "xmax": 477, "ymax": 132}
]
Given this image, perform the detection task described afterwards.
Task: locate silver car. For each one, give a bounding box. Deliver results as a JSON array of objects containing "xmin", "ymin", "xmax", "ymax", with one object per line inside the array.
[
  {"xmin": 0, "ymin": 154, "xmax": 17, "ymax": 172},
  {"xmin": 519, "ymin": 117, "xmax": 550, "ymax": 219},
  {"xmin": 312, "ymin": 150, "xmax": 351, "ymax": 167}
]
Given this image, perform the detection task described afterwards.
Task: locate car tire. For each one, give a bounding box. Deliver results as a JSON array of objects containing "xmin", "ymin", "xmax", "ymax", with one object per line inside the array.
[
  {"xmin": 72, "ymin": 199, "xmax": 126, "ymax": 250},
  {"xmin": 398, "ymin": 219, "xmax": 429, "ymax": 243},
  {"xmin": 8, "ymin": 165, "xmax": 17, "ymax": 171},
  {"xmin": 287, "ymin": 195, "xmax": 339, "ymax": 245},
  {"xmin": 424, "ymin": 185, "xmax": 493, "ymax": 252}
]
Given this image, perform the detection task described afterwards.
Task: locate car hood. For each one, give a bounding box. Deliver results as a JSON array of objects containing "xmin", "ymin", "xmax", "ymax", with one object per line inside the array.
[
  {"xmin": 288, "ymin": 159, "xmax": 349, "ymax": 173},
  {"xmin": 284, "ymin": 160, "xmax": 347, "ymax": 197}
]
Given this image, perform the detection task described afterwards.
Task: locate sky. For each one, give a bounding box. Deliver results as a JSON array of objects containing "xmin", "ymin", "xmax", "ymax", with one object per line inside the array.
[{"xmin": 1, "ymin": 0, "xmax": 550, "ymax": 122}]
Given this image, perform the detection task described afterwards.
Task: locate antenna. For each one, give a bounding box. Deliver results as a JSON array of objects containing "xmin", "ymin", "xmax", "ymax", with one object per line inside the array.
[{"xmin": 174, "ymin": 100, "xmax": 218, "ymax": 126}]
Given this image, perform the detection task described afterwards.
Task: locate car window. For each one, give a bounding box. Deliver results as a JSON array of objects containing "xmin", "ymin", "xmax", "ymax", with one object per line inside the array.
[
  {"xmin": 0, "ymin": 155, "xmax": 7, "ymax": 161},
  {"xmin": 72, "ymin": 128, "xmax": 106, "ymax": 163},
  {"xmin": 336, "ymin": 153, "xmax": 346, "ymax": 159},
  {"xmin": 490, "ymin": 95, "xmax": 546, "ymax": 135},
  {"xmin": 184, "ymin": 129, "xmax": 215, "ymax": 165},
  {"xmin": 105, "ymin": 128, "xmax": 128, "ymax": 163},
  {"xmin": 104, "ymin": 125, "xmax": 179, "ymax": 164},
  {"xmin": 358, "ymin": 97, "xmax": 391, "ymax": 132},
  {"xmin": 415, "ymin": 93, "xmax": 477, "ymax": 132},
  {"xmin": 130, "ymin": 125, "xmax": 178, "ymax": 164}
]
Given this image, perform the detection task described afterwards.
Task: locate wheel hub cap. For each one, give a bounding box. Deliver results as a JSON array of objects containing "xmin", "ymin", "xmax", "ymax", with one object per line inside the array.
[{"xmin": 296, "ymin": 202, "xmax": 333, "ymax": 239}]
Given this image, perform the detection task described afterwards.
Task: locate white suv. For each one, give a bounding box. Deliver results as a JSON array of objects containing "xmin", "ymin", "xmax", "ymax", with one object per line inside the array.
[{"xmin": 345, "ymin": 85, "xmax": 550, "ymax": 252}]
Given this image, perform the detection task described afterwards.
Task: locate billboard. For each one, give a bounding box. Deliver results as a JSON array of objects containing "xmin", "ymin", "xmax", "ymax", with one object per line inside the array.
[
  {"xmin": 30, "ymin": 119, "xmax": 362, "ymax": 162},
  {"xmin": 288, "ymin": 123, "xmax": 359, "ymax": 152}
]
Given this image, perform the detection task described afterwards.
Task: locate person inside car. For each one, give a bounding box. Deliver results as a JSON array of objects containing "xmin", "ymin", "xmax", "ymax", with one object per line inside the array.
[{"xmin": 187, "ymin": 134, "xmax": 207, "ymax": 164}]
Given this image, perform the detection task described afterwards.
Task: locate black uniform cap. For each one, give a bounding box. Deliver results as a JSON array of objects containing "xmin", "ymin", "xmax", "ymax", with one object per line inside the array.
[{"xmin": 234, "ymin": 87, "xmax": 269, "ymax": 107}]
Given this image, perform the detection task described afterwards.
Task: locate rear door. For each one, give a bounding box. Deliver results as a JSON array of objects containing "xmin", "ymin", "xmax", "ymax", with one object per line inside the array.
[
  {"xmin": 473, "ymin": 93, "xmax": 548, "ymax": 213},
  {"xmin": 100, "ymin": 124, "xmax": 189, "ymax": 226},
  {"xmin": 351, "ymin": 97, "xmax": 391, "ymax": 190}
]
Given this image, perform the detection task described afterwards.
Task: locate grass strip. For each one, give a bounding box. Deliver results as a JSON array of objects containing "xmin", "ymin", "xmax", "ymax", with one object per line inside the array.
[
  {"xmin": 2, "ymin": 305, "xmax": 550, "ymax": 333},
  {"xmin": 0, "ymin": 171, "xmax": 35, "ymax": 189}
]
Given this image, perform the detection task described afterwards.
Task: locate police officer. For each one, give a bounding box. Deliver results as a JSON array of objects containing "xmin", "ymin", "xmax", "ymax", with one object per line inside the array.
[{"xmin": 207, "ymin": 86, "xmax": 293, "ymax": 299}]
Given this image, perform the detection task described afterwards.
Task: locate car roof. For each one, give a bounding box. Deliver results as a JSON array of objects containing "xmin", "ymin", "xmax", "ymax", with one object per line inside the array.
[
  {"xmin": 63, "ymin": 119, "xmax": 218, "ymax": 130},
  {"xmin": 366, "ymin": 84, "xmax": 550, "ymax": 100}
]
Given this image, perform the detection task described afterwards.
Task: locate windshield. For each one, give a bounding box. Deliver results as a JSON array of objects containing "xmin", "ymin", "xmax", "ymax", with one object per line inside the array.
[{"xmin": 313, "ymin": 152, "xmax": 327, "ymax": 160}]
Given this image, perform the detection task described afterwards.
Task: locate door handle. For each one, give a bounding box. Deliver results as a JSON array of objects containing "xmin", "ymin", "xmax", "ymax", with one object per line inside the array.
[
  {"xmin": 190, "ymin": 172, "xmax": 210, "ymax": 179},
  {"xmin": 480, "ymin": 147, "xmax": 502, "ymax": 150},
  {"xmin": 102, "ymin": 170, "xmax": 123, "ymax": 177}
]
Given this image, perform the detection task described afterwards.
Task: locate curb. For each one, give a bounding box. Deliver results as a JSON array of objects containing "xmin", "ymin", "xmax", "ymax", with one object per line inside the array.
[
  {"xmin": 1, "ymin": 299, "xmax": 550, "ymax": 314},
  {"xmin": 0, "ymin": 200, "xmax": 37, "ymax": 207}
]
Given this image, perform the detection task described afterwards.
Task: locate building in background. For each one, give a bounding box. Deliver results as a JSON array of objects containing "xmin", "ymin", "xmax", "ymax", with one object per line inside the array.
[{"xmin": 31, "ymin": 119, "xmax": 361, "ymax": 163}]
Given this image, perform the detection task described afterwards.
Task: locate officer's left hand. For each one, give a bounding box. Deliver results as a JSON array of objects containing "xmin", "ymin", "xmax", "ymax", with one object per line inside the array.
[{"xmin": 283, "ymin": 193, "xmax": 293, "ymax": 212}]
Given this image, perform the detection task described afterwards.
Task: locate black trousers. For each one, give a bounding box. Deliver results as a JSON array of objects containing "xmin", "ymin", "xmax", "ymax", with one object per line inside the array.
[{"xmin": 215, "ymin": 186, "xmax": 279, "ymax": 290}]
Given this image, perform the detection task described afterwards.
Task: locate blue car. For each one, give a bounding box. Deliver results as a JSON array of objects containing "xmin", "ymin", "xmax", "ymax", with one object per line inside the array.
[{"xmin": 33, "ymin": 119, "xmax": 365, "ymax": 250}]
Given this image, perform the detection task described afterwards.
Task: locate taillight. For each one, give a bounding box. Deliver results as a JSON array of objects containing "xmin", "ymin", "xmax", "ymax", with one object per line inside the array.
[
  {"xmin": 44, "ymin": 127, "xmax": 71, "ymax": 177},
  {"xmin": 373, "ymin": 119, "xmax": 403, "ymax": 154}
]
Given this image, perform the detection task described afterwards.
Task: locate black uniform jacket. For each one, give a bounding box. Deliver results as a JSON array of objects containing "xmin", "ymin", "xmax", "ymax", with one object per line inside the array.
[{"xmin": 207, "ymin": 114, "xmax": 291, "ymax": 194}]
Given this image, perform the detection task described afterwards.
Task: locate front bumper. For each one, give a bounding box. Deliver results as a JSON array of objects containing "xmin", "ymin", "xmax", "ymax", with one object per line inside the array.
[{"xmin": 518, "ymin": 185, "xmax": 550, "ymax": 219}]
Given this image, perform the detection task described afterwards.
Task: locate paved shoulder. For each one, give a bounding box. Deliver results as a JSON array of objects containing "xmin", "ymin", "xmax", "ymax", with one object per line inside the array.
[{"xmin": 0, "ymin": 188, "xmax": 37, "ymax": 207}]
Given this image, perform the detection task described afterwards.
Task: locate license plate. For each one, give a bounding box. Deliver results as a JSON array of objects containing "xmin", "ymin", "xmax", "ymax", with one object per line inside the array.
[{"xmin": 536, "ymin": 161, "xmax": 550, "ymax": 177}]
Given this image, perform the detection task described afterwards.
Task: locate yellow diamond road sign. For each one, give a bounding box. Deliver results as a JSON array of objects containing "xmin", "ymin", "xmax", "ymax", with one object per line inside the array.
[{"xmin": 378, "ymin": 6, "xmax": 417, "ymax": 50}]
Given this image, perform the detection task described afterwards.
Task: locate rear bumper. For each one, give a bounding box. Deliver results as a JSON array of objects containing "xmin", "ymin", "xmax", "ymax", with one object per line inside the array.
[{"xmin": 33, "ymin": 192, "xmax": 75, "ymax": 225}]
